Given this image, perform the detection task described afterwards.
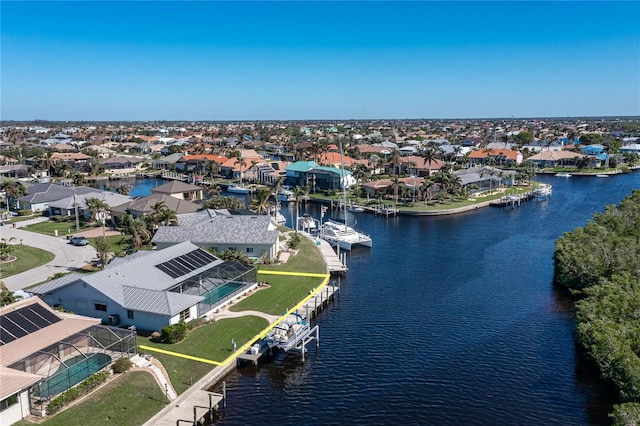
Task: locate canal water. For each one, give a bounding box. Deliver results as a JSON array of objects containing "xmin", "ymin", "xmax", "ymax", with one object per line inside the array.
[{"xmin": 127, "ymin": 173, "xmax": 639, "ymax": 425}]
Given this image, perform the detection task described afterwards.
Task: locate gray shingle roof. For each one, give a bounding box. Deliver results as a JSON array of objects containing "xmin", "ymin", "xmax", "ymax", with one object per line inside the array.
[{"xmin": 151, "ymin": 214, "xmax": 279, "ymax": 245}]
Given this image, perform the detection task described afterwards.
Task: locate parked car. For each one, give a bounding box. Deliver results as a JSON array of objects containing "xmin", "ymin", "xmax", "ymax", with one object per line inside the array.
[{"xmin": 69, "ymin": 236, "xmax": 90, "ymax": 246}]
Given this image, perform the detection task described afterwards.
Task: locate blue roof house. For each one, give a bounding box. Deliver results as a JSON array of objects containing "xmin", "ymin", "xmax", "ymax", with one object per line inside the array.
[{"xmin": 285, "ymin": 161, "xmax": 356, "ymax": 191}]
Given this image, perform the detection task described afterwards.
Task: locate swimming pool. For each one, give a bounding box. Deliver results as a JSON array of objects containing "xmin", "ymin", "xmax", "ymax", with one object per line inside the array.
[
  {"xmin": 38, "ymin": 353, "xmax": 112, "ymax": 398},
  {"xmin": 201, "ymin": 282, "xmax": 244, "ymax": 306}
]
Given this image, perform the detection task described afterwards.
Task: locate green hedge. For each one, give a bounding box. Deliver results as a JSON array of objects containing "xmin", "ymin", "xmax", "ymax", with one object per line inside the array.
[
  {"xmin": 46, "ymin": 370, "xmax": 110, "ymax": 415},
  {"xmin": 161, "ymin": 321, "xmax": 187, "ymax": 344},
  {"xmin": 554, "ymin": 190, "xmax": 640, "ymax": 420}
]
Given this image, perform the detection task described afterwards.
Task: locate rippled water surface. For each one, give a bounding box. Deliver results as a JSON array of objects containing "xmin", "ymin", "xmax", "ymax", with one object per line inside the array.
[{"xmin": 131, "ymin": 173, "xmax": 639, "ymax": 425}]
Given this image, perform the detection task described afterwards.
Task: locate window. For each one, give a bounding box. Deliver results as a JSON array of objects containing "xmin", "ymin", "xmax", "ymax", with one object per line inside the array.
[
  {"xmin": 94, "ymin": 303, "xmax": 107, "ymax": 312},
  {"xmin": 179, "ymin": 308, "xmax": 191, "ymax": 322},
  {"xmin": 0, "ymin": 394, "xmax": 18, "ymax": 411},
  {"xmin": 246, "ymin": 247, "xmax": 254, "ymax": 254},
  {"xmin": 127, "ymin": 310, "xmax": 134, "ymax": 319}
]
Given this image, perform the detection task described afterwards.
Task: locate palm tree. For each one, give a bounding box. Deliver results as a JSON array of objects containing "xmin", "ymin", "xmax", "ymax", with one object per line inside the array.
[
  {"xmin": 390, "ymin": 176, "xmax": 400, "ymax": 203},
  {"xmin": 0, "ymin": 180, "xmax": 26, "ymax": 212},
  {"xmin": 84, "ymin": 197, "xmax": 110, "ymax": 225},
  {"xmin": 420, "ymin": 179, "xmax": 435, "ymax": 204},
  {"xmin": 0, "ymin": 237, "xmax": 16, "ymax": 260},
  {"xmin": 234, "ymin": 155, "xmax": 247, "ymax": 185},
  {"xmin": 388, "ymin": 148, "xmax": 402, "ymax": 175},
  {"xmin": 159, "ymin": 208, "xmax": 178, "ymax": 226},
  {"xmin": 250, "ymin": 188, "xmax": 272, "ymax": 215},
  {"xmin": 0, "ymin": 289, "xmax": 21, "ymax": 307},
  {"xmin": 421, "ymin": 146, "xmax": 441, "ymax": 177},
  {"xmin": 117, "ymin": 214, "xmax": 151, "ymax": 251},
  {"xmin": 293, "ymin": 186, "xmax": 308, "ymax": 234}
]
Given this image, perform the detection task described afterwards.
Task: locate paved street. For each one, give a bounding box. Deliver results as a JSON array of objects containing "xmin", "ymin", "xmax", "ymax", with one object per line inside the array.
[{"xmin": 0, "ymin": 217, "xmax": 98, "ymax": 291}]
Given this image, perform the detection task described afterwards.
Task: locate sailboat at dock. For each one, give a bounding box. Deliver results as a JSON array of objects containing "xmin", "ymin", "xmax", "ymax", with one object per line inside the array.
[{"xmin": 320, "ymin": 140, "xmax": 372, "ymax": 251}]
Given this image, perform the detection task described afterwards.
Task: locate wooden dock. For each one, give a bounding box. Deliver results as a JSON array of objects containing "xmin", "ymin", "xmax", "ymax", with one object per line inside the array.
[
  {"xmin": 148, "ymin": 389, "xmax": 225, "ymax": 426},
  {"xmin": 300, "ymin": 232, "xmax": 347, "ymax": 275}
]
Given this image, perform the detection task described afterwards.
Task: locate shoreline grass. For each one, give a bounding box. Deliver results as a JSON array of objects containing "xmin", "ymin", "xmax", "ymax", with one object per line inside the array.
[{"xmin": 137, "ymin": 316, "xmax": 269, "ymax": 394}]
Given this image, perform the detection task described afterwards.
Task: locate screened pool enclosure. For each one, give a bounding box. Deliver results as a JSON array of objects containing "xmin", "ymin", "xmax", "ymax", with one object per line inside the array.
[{"xmin": 8, "ymin": 325, "xmax": 136, "ymax": 410}]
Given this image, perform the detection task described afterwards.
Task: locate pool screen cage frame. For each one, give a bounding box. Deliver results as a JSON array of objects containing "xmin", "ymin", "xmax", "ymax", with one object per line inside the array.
[
  {"xmin": 168, "ymin": 261, "xmax": 257, "ymax": 317},
  {"xmin": 8, "ymin": 325, "xmax": 137, "ymax": 410}
]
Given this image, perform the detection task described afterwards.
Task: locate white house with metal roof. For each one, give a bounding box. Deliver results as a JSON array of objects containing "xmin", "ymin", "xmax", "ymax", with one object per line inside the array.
[
  {"xmin": 28, "ymin": 242, "xmax": 257, "ymax": 332},
  {"xmin": 151, "ymin": 209, "xmax": 280, "ymax": 261}
]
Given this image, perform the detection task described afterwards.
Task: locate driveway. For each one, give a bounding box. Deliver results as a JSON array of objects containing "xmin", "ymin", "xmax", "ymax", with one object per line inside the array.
[{"xmin": 1, "ymin": 217, "xmax": 97, "ymax": 291}]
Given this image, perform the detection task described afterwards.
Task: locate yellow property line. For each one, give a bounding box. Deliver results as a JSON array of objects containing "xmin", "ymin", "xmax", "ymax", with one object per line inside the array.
[
  {"xmin": 139, "ymin": 344, "xmax": 224, "ymax": 366},
  {"xmin": 140, "ymin": 271, "xmax": 332, "ymax": 367},
  {"xmin": 258, "ymin": 270, "xmax": 329, "ymax": 278}
]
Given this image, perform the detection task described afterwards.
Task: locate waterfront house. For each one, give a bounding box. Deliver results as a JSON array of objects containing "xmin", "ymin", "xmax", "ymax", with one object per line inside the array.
[
  {"xmin": 454, "ymin": 166, "xmax": 515, "ymax": 191},
  {"xmin": 110, "ymin": 193, "xmax": 201, "ymax": 220},
  {"xmin": 468, "ymin": 149, "xmax": 523, "ymax": 166},
  {"xmin": 285, "ymin": 160, "xmax": 356, "ymax": 191},
  {"xmin": 525, "ymin": 151, "xmax": 588, "ymax": 168},
  {"xmin": 100, "ymin": 156, "xmax": 145, "ymax": 174},
  {"xmin": 174, "ymin": 154, "xmax": 228, "ymax": 173},
  {"xmin": 28, "ymin": 241, "xmax": 257, "ymax": 332},
  {"xmin": 0, "ymin": 298, "xmax": 135, "ymax": 423},
  {"xmin": 152, "ymin": 209, "xmax": 280, "ymax": 261},
  {"xmin": 151, "ymin": 152, "xmax": 184, "ymax": 170},
  {"xmin": 49, "ymin": 152, "xmax": 92, "ymax": 173},
  {"xmin": 151, "ymin": 180, "xmax": 204, "ymax": 201},
  {"xmin": 621, "ymin": 143, "xmax": 640, "ymax": 155}
]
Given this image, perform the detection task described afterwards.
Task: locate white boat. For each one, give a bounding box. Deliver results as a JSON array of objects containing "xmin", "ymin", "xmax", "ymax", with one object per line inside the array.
[
  {"xmin": 321, "ymin": 219, "xmax": 372, "ymax": 251},
  {"xmin": 297, "ymin": 214, "xmax": 317, "ymax": 232},
  {"xmin": 347, "ymin": 204, "xmax": 365, "ymax": 213},
  {"xmin": 320, "ymin": 141, "xmax": 372, "ymax": 251},
  {"xmin": 595, "ymin": 174, "xmax": 609, "ymax": 178},
  {"xmin": 554, "ymin": 173, "xmax": 572, "ymax": 178},
  {"xmin": 266, "ymin": 313, "xmax": 311, "ymax": 352},
  {"xmin": 227, "ymin": 183, "xmax": 250, "ymax": 194},
  {"xmin": 266, "ymin": 206, "xmax": 286, "ymax": 225},
  {"xmin": 277, "ymin": 187, "xmax": 296, "ymax": 202}
]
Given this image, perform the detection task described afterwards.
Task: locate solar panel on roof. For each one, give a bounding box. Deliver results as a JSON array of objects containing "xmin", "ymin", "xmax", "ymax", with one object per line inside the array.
[
  {"xmin": 155, "ymin": 263, "xmax": 174, "ymax": 278},
  {"xmin": 5, "ymin": 311, "xmax": 40, "ymax": 333},
  {"xmin": 0, "ymin": 303, "xmax": 62, "ymax": 346},
  {"xmin": 155, "ymin": 249, "xmax": 218, "ymax": 278},
  {"xmin": 28, "ymin": 303, "xmax": 62, "ymax": 326},
  {"xmin": 0, "ymin": 318, "xmax": 28, "ymax": 341}
]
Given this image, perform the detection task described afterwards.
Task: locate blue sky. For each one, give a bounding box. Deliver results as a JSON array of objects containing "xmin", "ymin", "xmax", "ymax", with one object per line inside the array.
[{"xmin": 2, "ymin": 1, "xmax": 639, "ymax": 121}]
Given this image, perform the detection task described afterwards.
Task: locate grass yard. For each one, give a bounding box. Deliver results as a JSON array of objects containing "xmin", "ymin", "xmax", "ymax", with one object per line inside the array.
[
  {"xmin": 261, "ymin": 233, "xmax": 326, "ymax": 274},
  {"xmin": 87, "ymin": 234, "xmax": 131, "ymax": 256},
  {"xmin": 138, "ymin": 316, "xmax": 268, "ymax": 394},
  {"xmin": 0, "ymin": 245, "xmax": 54, "ymax": 279},
  {"xmin": 16, "ymin": 371, "xmax": 165, "ymax": 426},
  {"xmin": 19, "ymin": 219, "xmax": 93, "ymax": 237},
  {"xmin": 231, "ymin": 274, "xmax": 325, "ymax": 315}
]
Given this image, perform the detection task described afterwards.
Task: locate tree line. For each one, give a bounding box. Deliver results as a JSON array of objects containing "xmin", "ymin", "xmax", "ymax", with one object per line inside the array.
[{"xmin": 554, "ymin": 190, "xmax": 640, "ymax": 425}]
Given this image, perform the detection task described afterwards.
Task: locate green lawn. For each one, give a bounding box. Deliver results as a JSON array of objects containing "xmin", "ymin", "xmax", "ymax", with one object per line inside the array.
[
  {"xmin": 261, "ymin": 234, "xmax": 326, "ymax": 274},
  {"xmin": 231, "ymin": 274, "xmax": 324, "ymax": 315},
  {"xmin": 87, "ymin": 234, "xmax": 131, "ymax": 256},
  {"xmin": 0, "ymin": 245, "xmax": 55, "ymax": 279},
  {"xmin": 138, "ymin": 316, "xmax": 268, "ymax": 394},
  {"xmin": 19, "ymin": 219, "xmax": 93, "ymax": 237},
  {"xmin": 16, "ymin": 371, "xmax": 165, "ymax": 426}
]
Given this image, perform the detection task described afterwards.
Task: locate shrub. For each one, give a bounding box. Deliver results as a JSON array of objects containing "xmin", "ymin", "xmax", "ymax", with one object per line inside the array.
[
  {"xmin": 46, "ymin": 370, "xmax": 109, "ymax": 415},
  {"xmin": 161, "ymin": 321, "xmax": 187, "ymax": 344},
  {"xmin": 186, "ymin": 318, "xmax": 207, "ymax": 331},
  {"xmin": 287, "ymin": 234, "xmax": 301, "ymax": 250},
  {"xmin": 18, "ymin": 209, "xmax": 31, "ymax": 216},
  {"xmin": 112, "ymin": 357, "xmax": 133, "ymax": 374}
]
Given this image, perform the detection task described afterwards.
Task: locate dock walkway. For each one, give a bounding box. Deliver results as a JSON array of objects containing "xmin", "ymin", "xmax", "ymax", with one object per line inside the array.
[{"xmin": 300, "ymin": 231, "xmax": 347, "ymax": 274}]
